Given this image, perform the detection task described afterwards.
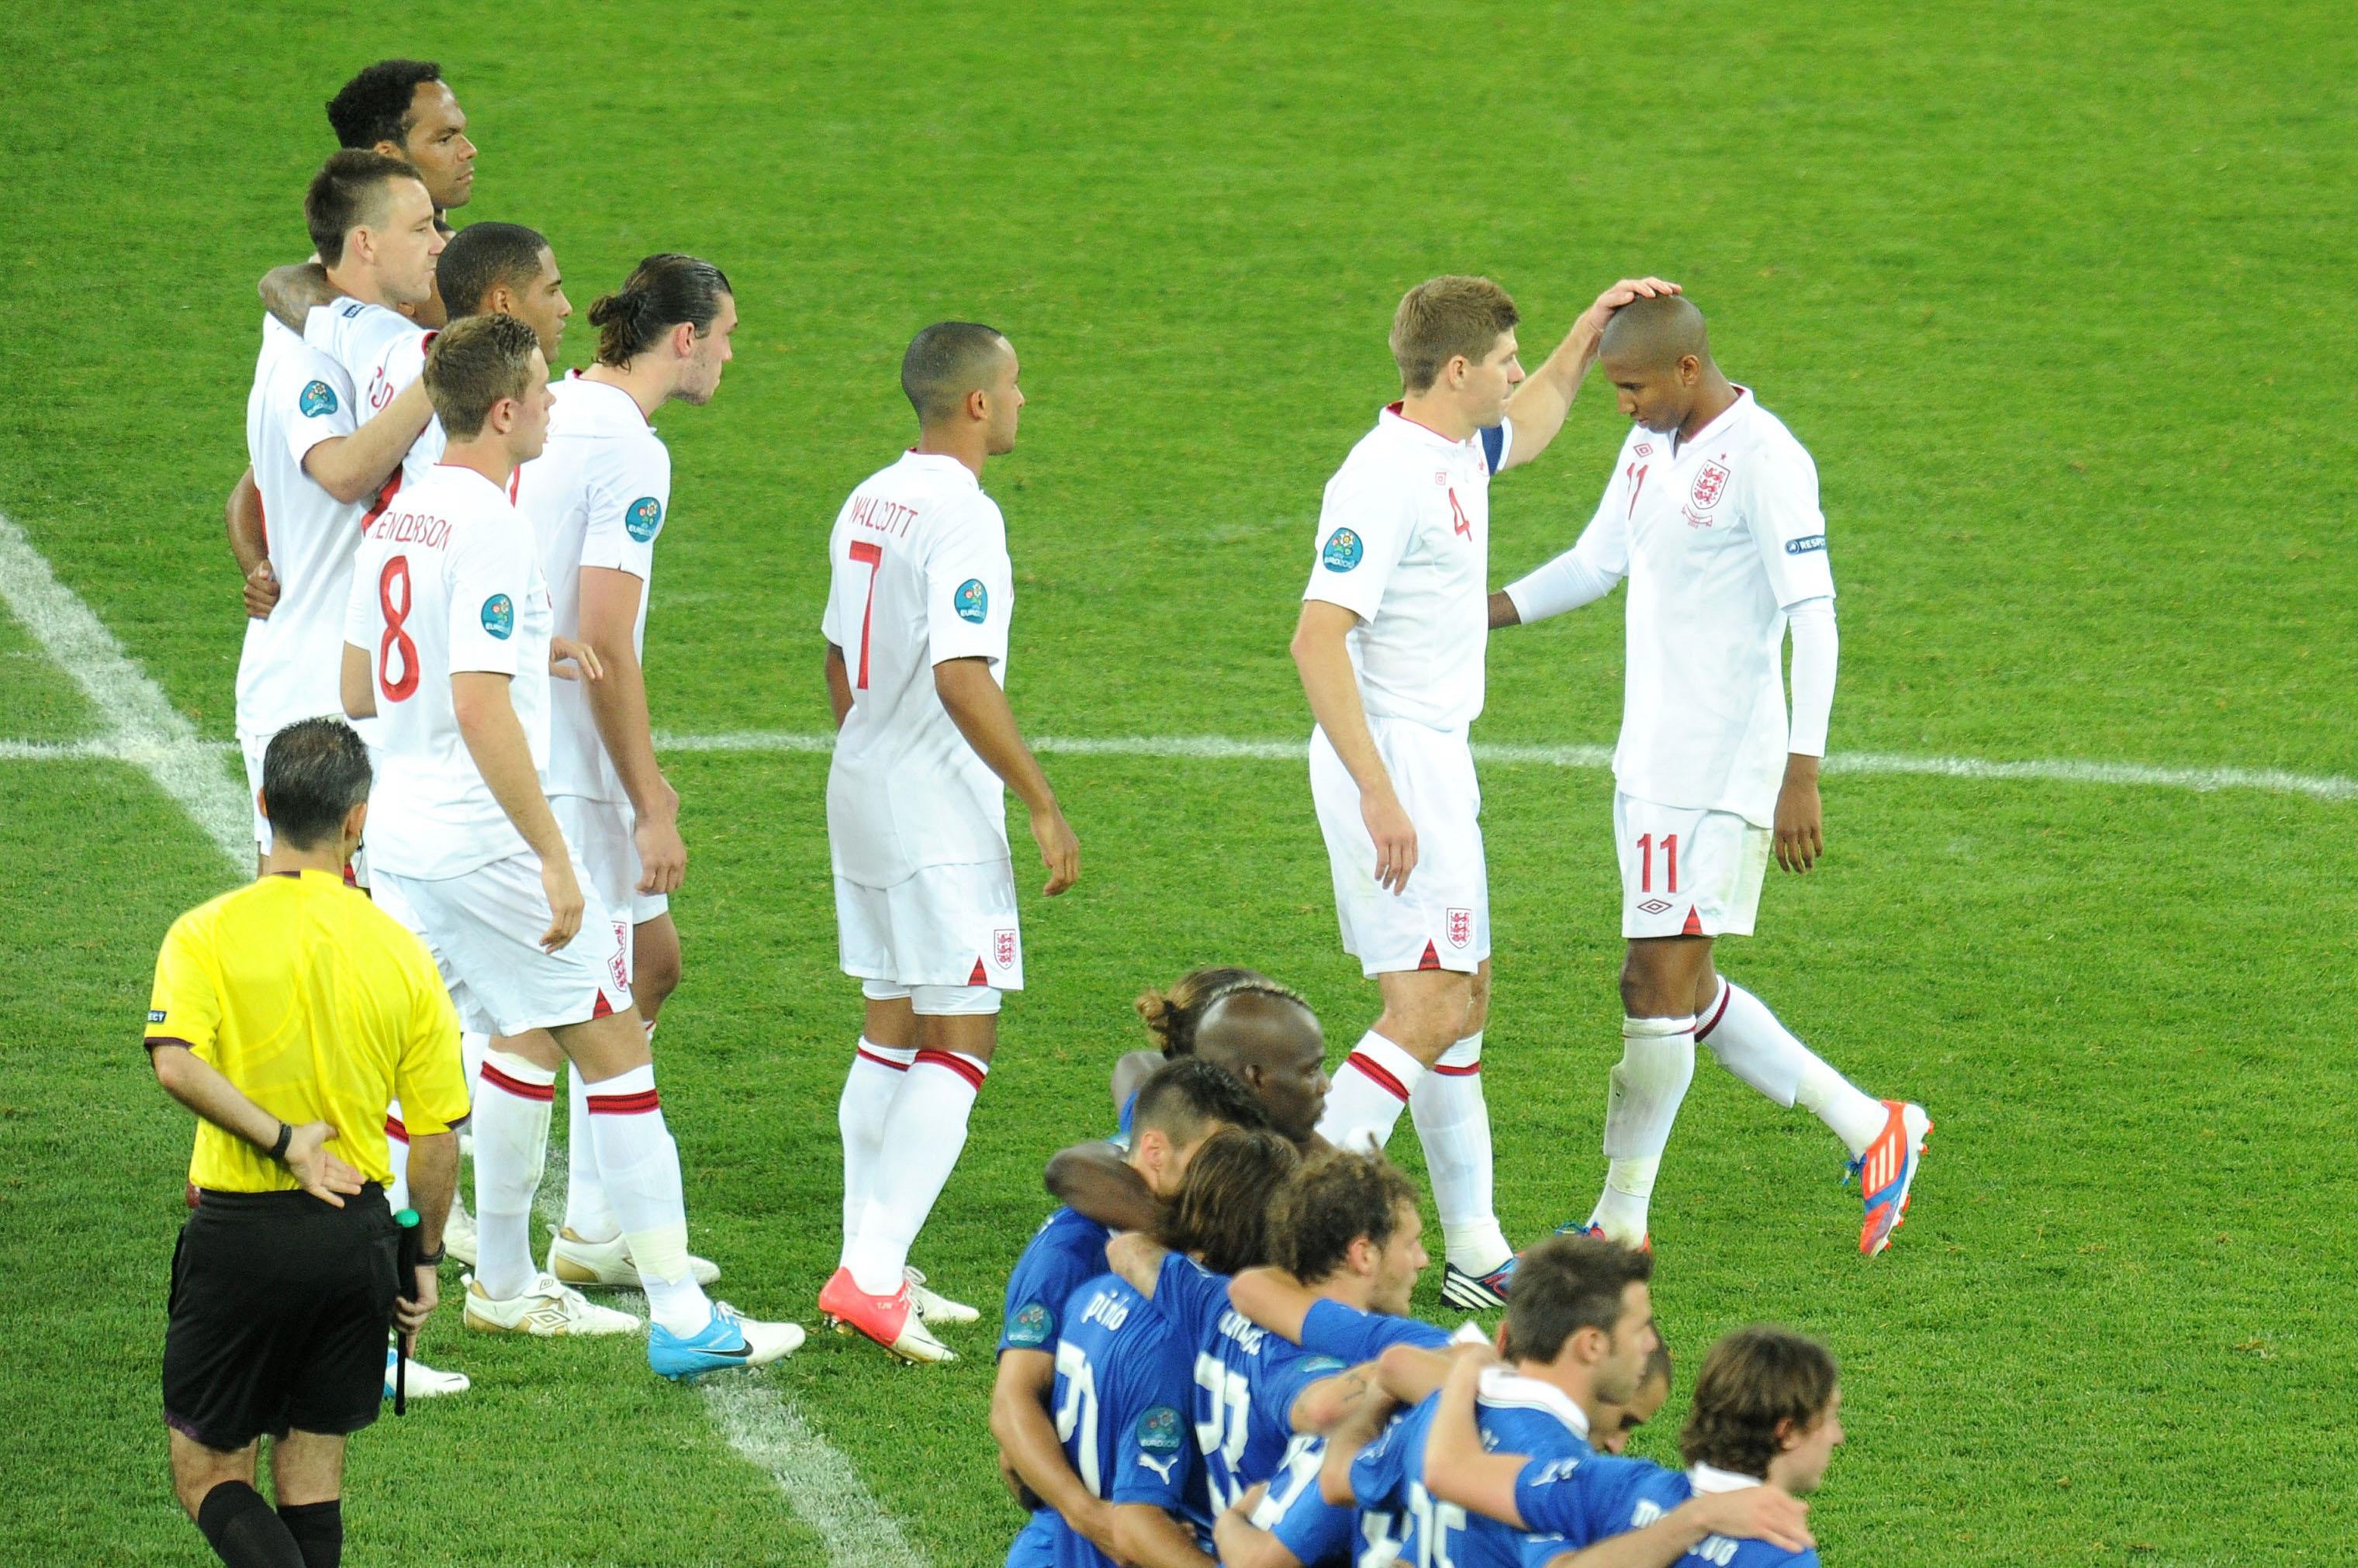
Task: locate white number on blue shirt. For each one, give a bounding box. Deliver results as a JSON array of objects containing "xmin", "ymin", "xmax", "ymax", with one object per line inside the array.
[
  {"xmin": 1054, "ymin": 1342, "xmax": 1101, "ymax": 1495},
  {"xmin": 1192, "ymin": 1352, "xmax": 1253, "ymax": 1509}
]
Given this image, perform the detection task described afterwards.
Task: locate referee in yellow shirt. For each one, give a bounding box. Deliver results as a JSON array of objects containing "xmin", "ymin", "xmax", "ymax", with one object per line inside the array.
[{"xmin": 145, "ymin": 717, "xmax": 468, "ymax": 1568}]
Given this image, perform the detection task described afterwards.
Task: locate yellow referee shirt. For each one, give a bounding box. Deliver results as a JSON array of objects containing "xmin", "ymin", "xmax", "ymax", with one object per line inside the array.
[{"xmin": 143, "ymin": 870, "xmax": 468, "ymax": 1193}]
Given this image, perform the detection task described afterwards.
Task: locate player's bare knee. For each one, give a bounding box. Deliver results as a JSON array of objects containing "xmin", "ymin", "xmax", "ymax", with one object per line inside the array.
[
  {"xmin": 557, "ymin": 1009, "xmax": 653, "ymax": 1080},
  {"xmin": 490, "ymin": 1027, "xmax": 565, "ymax": 1072},
  {"xmin": 917, "ymin": 1005, "xmax": 999, "ymax": 1064},
  {"xmin": 1464, "ymin": 962, "xmax": 1492, "ymax": 1037},
  {"xmin": 1375, "ymin": 976, "xmax": 1472, "ymax": 1062}
]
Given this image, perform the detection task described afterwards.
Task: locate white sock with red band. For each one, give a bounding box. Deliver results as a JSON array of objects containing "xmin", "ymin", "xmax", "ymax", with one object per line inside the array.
[
  {"xmin": 843, "ymin": 1048, "xmax": 987, "ymax": 1297},
  {"xmin": 1699, "ymin": 979, "xmax": 1886, "ymax": 1156},
  {"xmin": 385, "ymin": 1100, "xmax": 411, "ymax": 1211},
  {"xmin": 562, "ymin": 1069, "xmax": 621, "ymax": 1244},
  {"xmin": 838, "ymin": 1038, "xmax": 918, "ymax": 1262},
  {"xmin": 582, "ymin": 1063, "xmax": 711, "ymax": 1336},
  {"xmin": 1315, "ymin": 1031, "xmax": 1425, "ymax": 1153},
  {"xmin": 1412, "ymin": 1034, "xmax": 1509, "ymax": 1272},
  {"xmin": 473, "ymin": 1052, "xmax": 557, "ymax": 1300},
  {"xmin": 1590, "ymin": 1015, "xmax": 1696, "ymax": 1245}
]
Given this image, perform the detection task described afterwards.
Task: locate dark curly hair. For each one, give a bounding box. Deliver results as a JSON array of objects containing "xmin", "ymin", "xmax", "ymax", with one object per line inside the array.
[
  {"xmin": 1271, "ymin": 1149, "xmax": 1417, "ymax": 1283},
  {"xmin": 326, "ymin": 60, "xmax": 444, "ymax": 150},
  {"xmin": 1502, "ymin": 1233, "xmax": 1653, "ymax": 1365}
]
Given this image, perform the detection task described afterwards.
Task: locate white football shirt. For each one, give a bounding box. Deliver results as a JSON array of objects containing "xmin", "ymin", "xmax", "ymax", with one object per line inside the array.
[
  {"xmin": 236, "ymin": 316, "xmax": 364, "ymax": 738},
  {"xmin": 1551, "ymin": 387, "xmax": 1835, "ymax": 826},
  {"xmin": 821, "ymin": 451, "xmax": 1015, "ymax": 887},
  {"xmin": 343, "ymin": 464, "xmax": 555, "ymax": 880},
  {"xmin": 513, "ymin": 373, "xmax": 672, "ymax": 804},
  {"xmin": 303, "ymin": 297, "xmax": 448, "ymax": 499},
  {"xmin": 1302, "ymin": 405, "xmax": 1510, "ymax": 734}
]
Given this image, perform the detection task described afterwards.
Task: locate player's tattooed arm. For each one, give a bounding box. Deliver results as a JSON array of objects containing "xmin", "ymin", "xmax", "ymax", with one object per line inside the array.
[
  {"xmin": 1104, "ymin": 1230, "xmax": 1171, "ymax": 1296},
  {"xmin": 1316, "ymin": 1390, "xmax": 1397, "ymax": 1506},
  {"xmin": 1043, "ymin": 1140, "xmax": 1160, "ymax": 1232},
  {"xmin": 226, "ymin": 468, "xmax": 278, "ymax": 620},
  {"xmin": 258, "ymin": 261, "xmax": 339, "ymax": 331},
  {"xmin": 1226, "ymin": 1266, "xmax": 1318, "ymax": 1343},
  {"xmin": 1419, "ymin": 1347, "xmax": 1530, "ymax": 1528},
  {"xmin": 1374, "ymin": 1342, "xmax": 1454, "ymax": 1406},
  {"xmin": 1290, "ymin": 1360, "xmax": 1388, "ymax": 1434}
]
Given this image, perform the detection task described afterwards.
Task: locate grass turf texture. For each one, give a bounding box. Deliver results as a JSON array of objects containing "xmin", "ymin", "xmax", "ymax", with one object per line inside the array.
[{"xmin": 2, "ymin": 0, "xmax": 2354, "ymax": 1562}]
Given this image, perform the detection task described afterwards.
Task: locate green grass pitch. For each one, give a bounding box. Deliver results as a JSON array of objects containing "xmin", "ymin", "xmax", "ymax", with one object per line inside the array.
[{"xmin": 3, "ymin": 2, "xmax": 2356, "ymax": 1563}]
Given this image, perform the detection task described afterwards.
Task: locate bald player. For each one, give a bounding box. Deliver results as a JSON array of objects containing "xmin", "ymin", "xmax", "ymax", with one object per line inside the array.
[
  {"xmin": 1492, "ymin": 294, "xmax": 1930, "ymax": 1257},
  {"xmin": 1044, "ymin": 979, "xmax": 1332, "ymax": 1231}
]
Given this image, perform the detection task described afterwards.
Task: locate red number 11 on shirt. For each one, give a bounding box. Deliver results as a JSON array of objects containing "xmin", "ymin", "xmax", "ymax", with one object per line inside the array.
[{"xmin": 849, "ymin": 541, "xmax": 883, "ymax": 689}]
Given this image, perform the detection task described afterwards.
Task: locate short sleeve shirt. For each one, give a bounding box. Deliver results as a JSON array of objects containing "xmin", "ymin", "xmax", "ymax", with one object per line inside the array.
[
  {"xmin": 823, "ymin": 451, "xmax": 1017, "ymax": 886},
  {"xmin": 513, "ymin": 374, "xmax": 674, "ymax": 803},
  {"xmin": 303, "ymin": 297, "xmax": 447, "ymax": 490},
  {"xmin": 145, "ymin": 872, "xmax": 465, "ymax": 1191},
  {"xmin": 1302, "ymin": 406, "xmax": 1509, "ymax": 734},
  {"xmin": 237, "ymin": 316, "xmax": 365, "ymax": 737},
  {"xmin": 344, "ymin": 464, "xmax": 555, "ymax": 879},
  {"xmin": 1047, "ymin": 1275, "xmax": 1208, "ymax": 1568},
  {"xmin": 999, "ymin": 1207, "xmax": 1113, "ymax": 1356}
]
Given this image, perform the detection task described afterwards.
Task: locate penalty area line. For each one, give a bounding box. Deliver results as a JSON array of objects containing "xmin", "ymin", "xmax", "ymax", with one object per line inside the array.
[{"xmin": 0, "ymin": 506, "xmax": 929, "ymax": 1568}]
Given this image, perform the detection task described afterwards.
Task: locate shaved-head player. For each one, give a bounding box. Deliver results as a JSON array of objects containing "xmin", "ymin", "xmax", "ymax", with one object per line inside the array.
[{"xmin": 1493, "ymin": 292, "xmax": 1930, "ymax": 1257}]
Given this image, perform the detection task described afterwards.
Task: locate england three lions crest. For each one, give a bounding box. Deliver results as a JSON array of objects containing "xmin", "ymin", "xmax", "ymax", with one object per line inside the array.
[
  {"xmin": 1446, "ymin": 907, "xmax": 1473, "ymax": 949},
  {"xmin": 994, "ymin": 928, "xmax": 1019, "ymax": 969},
  {"xmin": 1689, "ymin": 461, "xmax": 1731, "ymax": 511}
]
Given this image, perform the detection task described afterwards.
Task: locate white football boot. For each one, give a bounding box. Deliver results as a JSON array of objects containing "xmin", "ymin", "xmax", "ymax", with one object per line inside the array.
[
  {"xmin": 462, "ymin": 1272, "xmax": 642, "ymax": 1337},
  {"xmin": 548, "ymin": 1227, "xmax": 721, "ymax": 1288},
  {"xmin": 904, "ymin": 1266, "xmax": 980, "ymax": 1325}
]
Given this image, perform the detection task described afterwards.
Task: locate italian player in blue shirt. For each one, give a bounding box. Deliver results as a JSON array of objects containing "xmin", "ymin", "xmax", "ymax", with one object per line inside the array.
[
  {"xmin": 994, "ymin": 1060, "xmax": 1274, "ymax": 1568},
  {"xmin": 1100, "ymin": 1148, "xmax": 1439, "ymax": 1527},
  {"xmin": 1340, "ymin": 1235, "xmax": 1668, "ymax": 1567},
  {"xmin": 1042, "ymin": 1128, "xmax": 1305, "ymax": 1568},
  {"xmin": 1419, "ymin": 1327, "xmax": 1833, "ymax": 1568}
]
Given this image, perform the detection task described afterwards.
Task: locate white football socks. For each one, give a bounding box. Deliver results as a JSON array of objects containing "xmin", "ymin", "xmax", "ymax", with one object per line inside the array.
[
  {"xmin": 1590, "ymin": 1015, "xmax": 1696, "ymax": 1245},
  {"xmin": 581, "ymin": 1063, "xmax": 711, "ymax": 1336},
  {"xmin": 472, "ymin": 1052, "xmax": 557, "ymax": 1301},
  {"xmin": 562, "ymin": 1069, "xmax": 621, "ymax": 1244},
  {"xmin": 842, "ymin": 1048, "xmax": 987, "ymax": 1297},
  {"xmin": 1316, "ymin": 1031, "xmax": 1425, "ymax": 1153},
  {"xmin": 1700, "ymin": 979, "xmax": 1887, "ymax": 1156},
  {"xmin": 1411, "ymin": 1033, "xmax": 1509, "ymax": 1273},
  {"xmin": 386, "ymin": 1100, "xmax": 410, "ymax": 1211},
  {"xmin": 838, "ymin": 1038, "xmax": 917, "ymax": 1259}
]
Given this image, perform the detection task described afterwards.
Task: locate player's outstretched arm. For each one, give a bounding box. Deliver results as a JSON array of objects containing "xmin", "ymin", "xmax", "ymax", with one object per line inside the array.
[
  {"xmin": 1539, "ymin": 1488, "xmax": 1815, "ymax": 1568},
  {"xmin": 1105, "ymin": 1231, "xmax": 1172, "ymax": 1296},
  {"xmin": 226, "ymin": 468, "xmax": 278, "ymax": 620},
  {"xmin": 258, "ymin": 261, "xmax": 338, "ymax": 332},
  {"xmin": 1212, "ymin": 1488, "xmax": 1304, "ymax": 1568},
  {"xmin": 579, "ymin": 567, "xmax": 683, "ymax": 895},
  {"xmin": 303, "ymin": 378, "xmax": 434, "ymax": 505},
  {"xmin": 1291, "ymin": 602, "xmax": 1416, "ymax": 893},
  {"xmin": 1500, "ymin": 278, "xmax": 1680, "ymax": 469},
  {"xmin": 1316, "ymin": 1393, "xmax": 1396, "ymax": 1506},
  {"xmin": 1419, "ymin": 1348, "xmax": 1530, "ymax": 1527},
  {"xmin": 453, "ymin": 671, "xmax": 583, "ymax": 952},
  {"xmin": 1043, "ymin": 1140, "xmax": 1161, "ymax": 1231},
  {"xmin": 1226, "ymin": 1266, "xmax": 1319, "ymax": 1344},
  {"xmin": 990, "ymin": 1351, "xmax": 1120, "ymax": 1553},
  {"xmin": 935, "ymin": 655, "xmax": 1078, "ymax": 896},
  {"xmin": 1110, "ymin": 1503, "xmax": 1217, "ymax": 1568},
  {"xmin": 1290, "ymin": 1360, "xmax": 1388, "ymax": 1434}
]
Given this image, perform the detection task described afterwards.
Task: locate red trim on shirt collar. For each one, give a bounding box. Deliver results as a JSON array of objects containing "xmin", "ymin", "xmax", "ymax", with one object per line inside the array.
[{"xmin": 1382, "ymin": 401, "xmax": 1469, "ymax": 447}]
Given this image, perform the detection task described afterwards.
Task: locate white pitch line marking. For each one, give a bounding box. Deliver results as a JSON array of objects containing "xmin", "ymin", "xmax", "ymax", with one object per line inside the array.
[
  {"xmin": 0, "ymin": 507, "xmax": 925, "ymax": 1568},
  {"xmin": 649, "ymin": 730, "xmax": 2358, "ymax": 803}
]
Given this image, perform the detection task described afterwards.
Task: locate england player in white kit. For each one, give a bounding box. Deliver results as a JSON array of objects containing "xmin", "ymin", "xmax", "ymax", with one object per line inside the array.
[
  {"xmin": 1495, "ymin": 293, "xmax": 1930, "ymax": 1258},
  {"xmin": 1292, "ymin": 275, "xmax": 1679, "ymax": 1312},
  {"xmin": 342, "ymin": 314, "xmax": 800, "ymax": 1378},
  {"xmin": 514, "ymin": 251, "xmax": 733, "ymax": 1291},
  {"xmin": 817, "ymin": 322, "xmax": 1078, "ymax": 1365}
]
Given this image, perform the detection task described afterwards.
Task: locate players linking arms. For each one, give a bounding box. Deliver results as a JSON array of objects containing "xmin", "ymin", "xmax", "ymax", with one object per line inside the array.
[{"xmin": 1421, "ymin": 1337, "xmax": 1824, "ymax": 1568}]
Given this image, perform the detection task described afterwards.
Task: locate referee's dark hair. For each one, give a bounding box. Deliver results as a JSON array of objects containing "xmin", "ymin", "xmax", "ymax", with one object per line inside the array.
[
  {"xmin": 901, "ymin": 321, "xmax": 1008, "ymax": 425},
  {"xmin": 437, "ymin": 221, "xmax": 548, "ymax": 318},
  {"xmin": 261, "ymin": 718, "xmax": 373, "ymax": 851}
]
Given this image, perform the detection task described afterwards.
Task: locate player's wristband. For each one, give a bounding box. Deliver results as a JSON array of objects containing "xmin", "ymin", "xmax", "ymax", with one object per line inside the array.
[
  {"xmin": 268, "ymin": 1121, "xmax": 293, "ymax": 1162},
  {"xmin": 416, "ymin": 1243, "xmax": 446, "ymax": 1268}
]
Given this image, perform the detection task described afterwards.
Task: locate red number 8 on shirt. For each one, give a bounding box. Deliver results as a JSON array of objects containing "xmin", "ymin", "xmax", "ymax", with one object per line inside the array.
[{"xmin": 378, "ymin": 554, "xmax": 420, "ymax": 703}]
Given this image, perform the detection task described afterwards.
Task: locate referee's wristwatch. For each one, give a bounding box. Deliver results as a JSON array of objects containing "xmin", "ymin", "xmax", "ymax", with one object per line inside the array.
[{"xmin": 267, "ymin": 1121, "xmax": 293, "ymax": 1162}]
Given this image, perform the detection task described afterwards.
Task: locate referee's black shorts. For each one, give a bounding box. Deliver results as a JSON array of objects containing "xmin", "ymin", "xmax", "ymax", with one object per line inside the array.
[{"xmin": 163, "ymin": 1183, "xmax": 401, "ymax": 1451}]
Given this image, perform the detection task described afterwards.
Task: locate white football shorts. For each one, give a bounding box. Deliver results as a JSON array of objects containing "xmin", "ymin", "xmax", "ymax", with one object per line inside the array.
[
  {"xmin": 552, "ymin": 793, "xmax": 670, "ymax": 934},
  {"xmin": 376, "ymin": 851, "xmax": 633, "ymax": 1037},
  {"xmin": 237, "ymin": 727, "xmax": 272, "ymax": 851},
  {"xmin": 1614, "ymin": 792, "xmax": 1772, "ymax": 940},
  {"xmin": 835, "ymin": 858, "xmax": 1022, "ymax": 999},
  {"xmin": 1311, "ymin": 717, "xmax": 1489, "ymax": 977}
]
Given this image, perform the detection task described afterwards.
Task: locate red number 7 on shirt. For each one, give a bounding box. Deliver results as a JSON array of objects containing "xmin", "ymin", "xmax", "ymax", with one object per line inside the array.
[{"xmin": 849, "ymin": 541, "xmax": 883, "ymax": 689}]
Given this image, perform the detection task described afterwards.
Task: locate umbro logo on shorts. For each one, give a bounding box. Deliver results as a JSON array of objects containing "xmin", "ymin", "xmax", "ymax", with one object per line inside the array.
[{"xmin": 1637, "ymin": 898, "xmax": 1674, "ymax": 916}]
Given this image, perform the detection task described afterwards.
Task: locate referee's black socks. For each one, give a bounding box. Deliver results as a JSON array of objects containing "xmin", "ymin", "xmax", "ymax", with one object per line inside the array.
[
  {"xmin": 195, "ymin": 1481, "xmax": 305, "ymax": 1568},
  {"xmin": 277, "ymin": 1499, "xmax": 343, "ymax": 1568}
]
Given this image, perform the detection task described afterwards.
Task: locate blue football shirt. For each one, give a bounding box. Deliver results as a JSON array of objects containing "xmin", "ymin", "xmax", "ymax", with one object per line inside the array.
[
  {"xmin": 1046, "ymin": 1273, "xmax": 1208, "ymax": 1568},
  {"xmin": 1351, "ymin": 1371, "xmax": 1596, "ymax": 1568}
]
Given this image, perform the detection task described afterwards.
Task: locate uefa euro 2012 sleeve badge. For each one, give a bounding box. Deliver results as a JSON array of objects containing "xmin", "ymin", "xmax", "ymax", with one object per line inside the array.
[
  {"xmin": 956, "ymin": 579, "xmax": 990, "ymax": 623},
  {"xmin": 624, "ymin": 496, "xmax": 664, "ymax": 543},
  {"xmin": 480, "ymin": 594, "xmax": 515, "ymax": 639},
  {"xmin": 299, "ymin": 380, "xmax": 339, "ymax": 417},
  {"xmin": 1320, "ymin": 528, "xmax": 1363, "ymax": 572}
]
